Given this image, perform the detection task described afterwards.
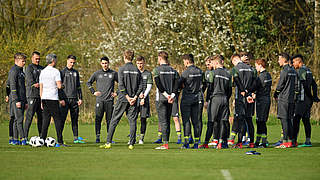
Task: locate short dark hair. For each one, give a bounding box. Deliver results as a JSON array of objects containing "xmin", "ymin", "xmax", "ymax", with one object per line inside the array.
[
  {"xmin": 279, "ymin": 52, "xmax": 290, "ymax": 62},
  {"xmin": 14, "ymin": 52, "xmax": 27, "ymax": 60},
  {"xmin": 181, "ymin": 54, "xmax": 194, "ymax": 63},
  {"xmin": 100, "ymin": 56, "xmax": 109, "ymax": 62},
  {"xmin": 158, "ymin": 51, "xmax": 169, "ymax": 63},
  {"xmin": 32, "ymin": 51, "xmax": 40, "ymax": 56},
  {"xmin": 231, "ymin": 54, "xmax": 240, "ymax": 61},
  {"xmin": 67, "ymin": 55, "xmax": 77, "ymax": 60},
  {"xmin": 255, "ymin": 58, "xmax": 267, "ymax": 68},
  {"xmin": 124, "ymin": 50, "xmax": 134, "ymax": 61},
  {"xmin": 291, "ymin": 54, "xmax": 304, "ymax": 63},
  {"xmin": 136, "ymin": 55, "xmax": 145, "ymax": 62}
]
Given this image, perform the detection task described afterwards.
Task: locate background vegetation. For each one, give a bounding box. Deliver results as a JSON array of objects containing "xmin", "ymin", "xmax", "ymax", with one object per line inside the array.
[{"xmin": 0, "ymin": 0, "xmax": 319, "ymax": 124}]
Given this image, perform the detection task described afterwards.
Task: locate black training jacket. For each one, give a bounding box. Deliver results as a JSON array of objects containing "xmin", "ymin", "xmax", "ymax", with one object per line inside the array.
[
  {"xmin": 8, "ymin": 65, "xmax": 27, "ymax": 103},
  {"xmin": 61, "ymin": 67, "xmax": 82, "ymax": 100},
  {"xmin": 25, "ymin": 63, "xmax": 43, "ymax": 99}
]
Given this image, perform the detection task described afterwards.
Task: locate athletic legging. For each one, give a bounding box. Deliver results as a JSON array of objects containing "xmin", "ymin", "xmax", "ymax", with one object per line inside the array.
[
  {"xmin": 140, "ymin": 117, "xmax": 147, "ymax": 135},
  {"xmin": 293, "ymin": 115, "xmax": 311, "ymax": 141},
  {"xmin": 256, "ymin": 121, "xmax": 267, "ymax": 135}
]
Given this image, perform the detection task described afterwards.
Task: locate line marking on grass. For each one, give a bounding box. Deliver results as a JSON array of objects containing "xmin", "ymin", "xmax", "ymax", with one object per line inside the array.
[{"xmin": 221, "ymin": 169, "xmax": 233, "ymax": 180}]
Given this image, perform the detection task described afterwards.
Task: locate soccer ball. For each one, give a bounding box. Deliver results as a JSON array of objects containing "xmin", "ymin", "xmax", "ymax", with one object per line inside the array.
[
  {"xmin": 45, "ymin": 137, "xmax": 56, "ymax": 147},
  {"xmin": 29, "ymin": 136, "xmax": 38, "ymax": 146},
  {"xmin": 33, "ymin": 137, "xmax": 44, "ymax": 147}
]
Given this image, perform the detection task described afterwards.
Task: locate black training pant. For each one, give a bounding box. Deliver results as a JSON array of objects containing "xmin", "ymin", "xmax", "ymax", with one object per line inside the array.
[
  {"xmin": 24, "ymin": 98, "xmax": 43, "ymax": 138},
  {"xmin": 95, "ymin": 100, "xmax": 114, "ymax": 136},
  {"xmin": 181, "ymin": 99, "xmax": 200, "ymax": 140},
  {"xmin": 60, "ymin": 98, "xmax": 79, "ymax": 137},
  {"xmin": 9, "ymin": 102, "xmax": 15, "ymax": 138},
  {"xmin": 199, "ymin": 100, "xmax": 204, "ymax": 138},
  {"xmin": 41, "ymin": 100, "xmax": 63, "ymax": 144},
  {"xmin": 107, "ymin": 101, "xmax": 138, "ymax": 145},
  {"xmin": 293, "ymin": 99, "xmax": 313, "ymax": 141},
  {"xmin": 156, "ymin": 100, "xmax": 173, "ymax": 142},
  {"xmin": 277, "ymin": 101, "xmax": 294, "ymax": 141},
  {"xmin": 256, "ymin": 121, "xmax": 267, "ymax": 135},
  {"xmin": 11, "ymin": 101, "xmax": 25, "ymax": 139}
]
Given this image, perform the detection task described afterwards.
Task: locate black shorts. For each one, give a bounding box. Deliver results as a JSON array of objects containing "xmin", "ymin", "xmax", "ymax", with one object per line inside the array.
[
  {"xmin": 209, "ymin": 96, "xmax": 229, "ymax": 122},
  {"xmin": 256, "ymin": 98, "xmax": 270, "ymax": 122},
  {"xmin": 137, "ymin": 98, "xmax": 150, "ymax": 118},
  {"xmin": 295, "ymin": 98, "xmax": 313, "ymax": 119},
  {"xmin": 171, "ymin": 98, "xmax": 179, "ymax": 117},
  {"xmin": 277, "ymin": 100, "xmax": 294, "ymax": 120}
]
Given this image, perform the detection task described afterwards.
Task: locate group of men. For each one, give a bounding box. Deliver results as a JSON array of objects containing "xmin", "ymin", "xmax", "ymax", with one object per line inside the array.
[
  {"xmin": 6, "ymin": 50, "xmax": 319, "ymax": 150},
  {"xmin": 6, "ymin": 52, "xmax": 83, "ymax": 147}
]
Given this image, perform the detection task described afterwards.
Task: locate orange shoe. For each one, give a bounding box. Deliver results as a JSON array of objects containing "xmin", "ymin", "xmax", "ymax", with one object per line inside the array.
[
  {"xmin": 248, "ymin": 143, "xmax": 255, "ymax": 148},
  {"xmin": 199, "ymin": 144, "xmax": 209, "ymax": 149},
  {"xmin": 228, "ymin": 139, "xmax": 235, "ymax": 146},
  {"xmin": 233, "ymin": 143, "xmax": 243, "ymax": 149},
  {"xmin": 155, "ymin": 144, "xmax": 169, "ymax": 150}
]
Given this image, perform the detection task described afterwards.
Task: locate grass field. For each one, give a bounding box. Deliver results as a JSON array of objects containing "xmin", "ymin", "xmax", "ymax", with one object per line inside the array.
[{"xmin": 0, "ymin": 122, "xmax": 320, "ymax": 180}]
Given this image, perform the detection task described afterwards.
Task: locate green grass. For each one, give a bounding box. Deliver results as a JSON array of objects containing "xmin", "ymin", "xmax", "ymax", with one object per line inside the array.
[{"xmin": 0, "ymin": 122, "xmax": 320, "ymax": 180}]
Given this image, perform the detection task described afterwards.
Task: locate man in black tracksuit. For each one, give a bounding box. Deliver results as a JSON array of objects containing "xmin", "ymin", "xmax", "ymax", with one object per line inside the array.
[
  {"xmin": 154, "ymin": 51, "xmax": 179, "ymax": 150},
  {"xmin": 202, "ymin": 55, "xmax": 232, "ymax": 149},
  {"xmin": 60, "ymin": 55, "xmax": 84, "ymax": 143},
  {"xmin": 87, "ymin": 56, "xmax": 118, "ymax": 143},
  {"xmin": 8, "ymin": 53, "xmax": 28, "ymax": 145},
  {"xmin": 229, "ymin": 54, "xmax": 256, "ymax": 148},
  {"xmin": 254, "ymin": 59, "xmax": 272, "ymax": 147},
  {"xmin": 103, "ymin": 50, "xmax": 142, "ymax": 150},
  {"xmin": 274, "ymin": 53, "xmax": 298, "ymax": 148},
  {"xmin": 292, "ymin": 55, "xmax": 314, "ymax": 147},
  {"xmin": 24, "ymin": 51, "xmax": 43, "ymax": 140},
  {"xmin": 179, "ymin": 54, "xmax": 204, "ymax": 149}
]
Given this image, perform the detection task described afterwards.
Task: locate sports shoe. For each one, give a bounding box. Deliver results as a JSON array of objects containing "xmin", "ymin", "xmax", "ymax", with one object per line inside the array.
[
  {"xmin": 128, "ymin": 145, "xmax": 134, "ymax": 150},
  {"xmin": 216, "ymin": 143, "xmax": 222, "ymax": 149},
  {"xmin": 138, "ymin": 139, "xmax": 144, "ymax": 144},
  {"xmin": 188, "ymin": 137, "xmax": 194, "ymax": 144},
  {"xmin": 111, "ymin": 141, "xmax": 116, "ymax": 144},
  {"xmin": 192, "ymin": 144, "xmax": 199, "ymax": 149},
  {"xmin": 176, "ymin": 139, "xmax": 182, "ymax": 144},
  {"xmin": 74, "ymin": 139, "xmax": 85, "ymax": 144},
  {"xmin": 100, "ymin": 143, "xmax": 111, "ymax": 149},
  {"xmin": 55, "ymin": 143, "xmax": 61, "ymax": 147},
  {"xmin": 155, "ymin": 144, "xmax": 169, "ymax": 150},
  {"xmin": 78, "ymin": 137, "xmax": 84, "ymax": 140},
  {"xmin": 9, "ymin": 139, "xmax": 13, "ymax": 145},
  {"xmin": 96, "ymin": 138, "xmax": 100, "ymax": 143},
  {"xmin": 199, "ymin": 144, "xmax": 209, "ymax": 149},
  {"xmin": 233, "ymin": 143, "xmax": 243, "ymax": 149},
  {"xmin": 248, "ymin": 143, "xmax": 255, "ymax": 148},
  {"xmin": 242, "ymin": 141, "xmax": 249, "ymax": 146},
  {"xmin": 275, "ymin": 142, "xmax": 291, "ymax": 148},
  {"xmin": 21, "ymin": 139, "xmax": 27, "ymax": 145},
  {"xmin": 11, "ymin": 140, "xmax": 19, "ymax": 145},
  {"xmin": 228, "ymin": 139, "xmax": 235, "ymax": 146},
  {"xmin": 208, "ymin": 140, "xmax": 218, "ymax": 146},
  {"xmin": 153, "ymin": 138, "xmax": 163, "ymax": 144},
  {"xmin": 298, "ymin": 142, "xmax": 312, "ymax": 147},
  {"xmin": 273, "ymin": 140, "xmax": 282, "ymax": 147},
  {"xmin": 180, "ymin": 144, "xmax": 190, "ymax": 149},
  {"xmin": 257, "ymin": 143, "xmax": 267, "ymax": 148}
]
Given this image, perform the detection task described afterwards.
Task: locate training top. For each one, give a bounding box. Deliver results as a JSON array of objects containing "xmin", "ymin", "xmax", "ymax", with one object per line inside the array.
[
  {"xmin": 118, "ymin": 62, "xmax": 143, "ymax": 102},
  {"xmin": 231, "ymin": 62, "xmax": 256, "ymax": 99},
  {"xmin": 39, "ymin": 66, "xmax": 61, "ymax": 100},
  {"xmin": 275, "ymin": 64, "xmax": 297, "ymax": 103},
  {"xmin": 206, "ymin": 67, "xmax": 232, "ymax": 100},
  {"xmin": 256, "ymin": 70, "xmax": 272, "ymax": 99},
  {"xmin": 7, "ymin": 64, "xmax": 27, "ymax": 103},
  {"xmin": 61, "ymin": 67, "xmax": 82, "ymax": 100},
  {"xmin": 179, "ymin": 65, "xmax": 204, "ymax": 101},
  {"xmin": 141, "ymin": 69, "xmax": 153, "ymax": 98},
  {"xmin": 25, "ymin": 63, "xmax": 43, "ymax": 99},
  {"xmin": 86, "ymin": 68, "xmax": 118, "ymax": 101},
  {"xmin": 297, "ymin": 65, "xmax": 313, "ymax": 101},
  {"xmin": 153, "ymin": 64, "xmax": 180, "ymax": 102}
]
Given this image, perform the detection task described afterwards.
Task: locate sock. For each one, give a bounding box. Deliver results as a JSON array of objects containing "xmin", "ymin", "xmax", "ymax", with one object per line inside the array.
[
  {"xmin": 261, "ymin": 134, "xmax": 267, "ymax": 144},
  {"xmin": 157, "ymin": 132, "xmax": 162, "ymax": 139},
  {"xmin": 255, "ymin": 134, "xmax": 261, "ymax": 144},
  {"xmin": 177, "ymin": 131, "xmax": 181, "ymax": 139},
  {"xmin": 140, "ymin": 134, "xmax": 145, "ymax": 141},
  {"xmin": 184, "ymin": 136, "xmax": 189, "ymax": 145},
  {"xmin": 219, "ymin": 139, "xmax": 223, "ymax": 144},
  {"xmin": 306, "ymin": 138, "xmax": 311, "ymax": 143}
]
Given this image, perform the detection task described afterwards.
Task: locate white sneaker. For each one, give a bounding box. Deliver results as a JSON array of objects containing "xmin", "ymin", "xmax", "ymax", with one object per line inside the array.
[
  {"xmin": 139, "ymin": 139, "xmax": 144, "ymax": 144},
  {"xmin": 127, "ymin": 140, "xmax": 130, "ymax": 145}
]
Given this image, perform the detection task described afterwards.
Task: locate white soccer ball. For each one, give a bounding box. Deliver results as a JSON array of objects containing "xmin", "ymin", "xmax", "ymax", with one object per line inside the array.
[
  {"xmin": 45, "ymin": 137, "xmax": 56, "ymax": 147},
  {"xmin": 29, "ymin": 136, "xmax": 38, "ymax": 146},
  {"xmin": 33, "ymin": 137, "xmax": 44, "ymax": 147}
]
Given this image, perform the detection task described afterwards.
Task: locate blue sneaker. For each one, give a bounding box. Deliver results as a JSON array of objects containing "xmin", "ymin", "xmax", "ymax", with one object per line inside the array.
[
  {"xmin": 181, "ymin": 144, "xmax": 190, "ymax": 149},
  {"xmin": 21, "ymin": 140, "xmax": 27, "ymax": 145},
  {"xmin": 55, "ymin": 143, "xmax": 61, "ymax": 147},
  {"xmin": 11, "ymin": 140, "xmax": 19, "ymax": 145},
  {"xmin": 193, "ymin": 144, "xmax": 199, "ymax": 149},
  {"xmin": 153, "ymin": 138, "xmax": 163, "ymax": 144},
  {"xmin": 96, "ymin": 138, "xmax": 100, "ymax": 143},
  {"xmin": 188, "ymin": 137, "xmax": 194, "ymax": 144},
  {"xmin": 198, "ymin": 139, "xmax": 201, "ymax": 144},
  {"xmin": 78, "ymin": 137, "xmax": 84, "ymax": 140},
  {"xmin": 176, "ymin": 139, "xmax": 182, "ymax": 144},
  {"xmin": 9, "ymin": 139, "xmax": 13, "ymax": 144},
  {"xmin": 242, "ymin": 141, "xmax": 249, "ymax": 146},
  {"xmin": 273, "ymin": 141, "xmax": 282, "ymax": 147}
]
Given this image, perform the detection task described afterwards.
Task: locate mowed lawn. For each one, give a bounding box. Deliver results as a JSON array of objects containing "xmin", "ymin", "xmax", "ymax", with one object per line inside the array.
[{"xmin": 0, "ymin": 121, "xmax": 320, "ymax": 180}]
